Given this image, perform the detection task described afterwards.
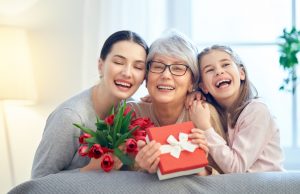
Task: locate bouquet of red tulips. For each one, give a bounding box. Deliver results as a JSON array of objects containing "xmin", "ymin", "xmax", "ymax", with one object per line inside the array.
[{"xmin": 74, "ymin": 101, "xmax": 154, "ymax": 172}]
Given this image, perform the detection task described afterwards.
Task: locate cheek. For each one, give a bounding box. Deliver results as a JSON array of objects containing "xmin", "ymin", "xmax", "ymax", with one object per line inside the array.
[
  {"xmin": 133, "ymin": 70, "xmax": 146, "ymax": 84},
  {"xmin": 145, "ymin": 74, "xmax": 156, "ymax": 90}
]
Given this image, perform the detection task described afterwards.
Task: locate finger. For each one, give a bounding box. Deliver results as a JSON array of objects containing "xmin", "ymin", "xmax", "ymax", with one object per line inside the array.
[
  {"xmin": 191, "ymin": 128, "xmax": 205, "ymax": 134},
  {"xmin": 196, "ymin": 92, "xmax": 201, "ymax": 101},
  {"xmin": 197, "ymin": 168, "xmax": 209, "ymax": 176},
  {"xmin": 200, "ymin": 145, "xmax": 209, "ymax": 156},
  {"xmin": 138, "ymin": 147, "xmax": 160, "ymax": 170},
  {"xmin": 138, "ymin": 141, "xmax": 160, "ymax": 160},
  {"xmin": 148, "ymin": 157, "xmax": 160, "ymax": 173},
  {"xmin": 143, "ymin": 142, "xmax": 161, "ymax": 159},
  {"xmin": 191, "ymin": 138, "xmax": 207, "ymax": 146},
  {"xmin": 137, "ymin": 140, "xmax": 146, "ymax": 149}
]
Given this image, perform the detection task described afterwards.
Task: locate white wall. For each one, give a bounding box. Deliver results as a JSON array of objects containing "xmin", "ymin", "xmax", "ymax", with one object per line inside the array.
[
  {"xmin": 0, "ymin": 0, "xmax": 167, "ymax": 193},
  {"xmin": 0, "ymin": 0, "xmax": 86, "ymax": 193}
]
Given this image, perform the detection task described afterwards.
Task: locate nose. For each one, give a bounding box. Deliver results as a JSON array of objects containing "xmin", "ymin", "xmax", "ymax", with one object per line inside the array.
[
  {"xmin": 161, "ymin": 65, "xmax": 172, "ymax": 77},
  {"xmin": 161, "ymin": 66, "xmax": 172, "ymax": 77},
  {"xmin": 215, "ymin": 67, "xmax": 224, "ymax": 76},
  {"xmin": 121, "ymin": 64, "xmax": 132, "ymax": 78}
]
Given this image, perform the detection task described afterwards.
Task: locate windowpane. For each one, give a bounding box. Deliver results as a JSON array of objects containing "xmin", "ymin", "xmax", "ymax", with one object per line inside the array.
[{"xmin": 191, "ymin": 0, "xmax": 291, "ymax": 43}]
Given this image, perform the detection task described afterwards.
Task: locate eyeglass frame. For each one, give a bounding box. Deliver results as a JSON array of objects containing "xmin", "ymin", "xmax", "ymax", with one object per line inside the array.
[{"xmin": 147, "ymin": 60, "xmax": 190, "ymax": 76}]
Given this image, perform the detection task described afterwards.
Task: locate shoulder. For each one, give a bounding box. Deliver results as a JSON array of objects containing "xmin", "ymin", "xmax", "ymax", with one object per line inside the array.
[
  {"xmin": 57, "ymin": 88, "xmax": 93, "ymax": 112},
  {"xmin": 46, "ymin": 87, "xmax": 95, "ymax": 129},
  {"xmin": 237, "ymin": 99, "xmax": 275, "ymax": 127},
  {"xmin": 242, "ymin": 99, "xmax": 271, "ymax": 117},
  {"xmin": 127, "ymin": 101, "xmax": 152, "ymax": 118}
]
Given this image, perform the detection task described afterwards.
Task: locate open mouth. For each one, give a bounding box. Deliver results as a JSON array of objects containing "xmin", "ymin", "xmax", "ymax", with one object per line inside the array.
[
  {"xmin": 115, "ymin": 81, "xmax": 132, "ymax": 88},
  {"xmin": 215, "ymin": 79, "xmax": 231, "ymax": 88},
  {"xmin": 157, "ymin": 85, "xmax": 175, "ymax": 91}
]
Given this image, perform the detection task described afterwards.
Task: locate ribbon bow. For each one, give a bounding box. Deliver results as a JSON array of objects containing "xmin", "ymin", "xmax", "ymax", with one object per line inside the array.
[{"xmin": 160, "ymin": 132, "xmax": 198, "ymax": 159}]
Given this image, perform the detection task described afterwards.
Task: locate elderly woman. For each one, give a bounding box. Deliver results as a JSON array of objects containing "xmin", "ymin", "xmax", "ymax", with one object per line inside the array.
[{"xmin": 128, "ymin": 30, "xmax": 225, "ymax": 175}]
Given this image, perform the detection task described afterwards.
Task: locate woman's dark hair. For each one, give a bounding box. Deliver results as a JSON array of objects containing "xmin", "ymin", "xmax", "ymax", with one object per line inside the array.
[{"xmin": 100, "ymin": 30, "xmax": 148, "ymax": 60}]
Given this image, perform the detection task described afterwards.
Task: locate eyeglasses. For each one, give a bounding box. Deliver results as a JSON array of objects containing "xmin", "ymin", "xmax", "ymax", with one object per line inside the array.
[{"xmin": 148, "ymin": 61, "xmax": 190, "ymax": 76}]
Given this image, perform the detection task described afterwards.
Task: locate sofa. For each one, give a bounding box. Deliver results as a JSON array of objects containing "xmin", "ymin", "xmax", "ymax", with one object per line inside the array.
[{"xmin": 8, "ymin": 171, "xmax": 300, "ymax": 194}]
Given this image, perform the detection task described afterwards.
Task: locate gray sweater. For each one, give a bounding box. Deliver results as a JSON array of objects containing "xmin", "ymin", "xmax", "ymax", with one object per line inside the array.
[{"xmin": 31, "ymin": 87, "xmax": 97, "ymax": 179}]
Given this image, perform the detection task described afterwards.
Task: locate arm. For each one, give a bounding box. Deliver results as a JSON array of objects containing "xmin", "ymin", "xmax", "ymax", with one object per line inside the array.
[
  {"xmin": 31, "ymin": 108, "xmax": 82, "ymax": 179},
  {"xmin": 189, "ymin": 100, "xmax": 223, "ymax": 175},
  {"xmin": 206, "ymin": 102, "xmax": 275, "ymax": 173}
]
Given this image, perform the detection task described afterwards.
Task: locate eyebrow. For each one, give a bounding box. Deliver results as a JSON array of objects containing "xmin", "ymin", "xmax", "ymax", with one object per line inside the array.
[
  {"xmin": 153, "ymin": 59, "xmax": 186, "ymax": 64},
  {"xmin": 202, "ymin": 58, "xmax": 231, "ymax": 70},
  {"xmin": 113, "ymin": 54, "xmax": 145, "ymax": 63}
]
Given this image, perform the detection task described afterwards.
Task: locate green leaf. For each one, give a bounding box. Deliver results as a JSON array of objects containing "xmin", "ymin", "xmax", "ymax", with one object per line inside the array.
[
  {"xmin": 120, "ymin": 113, "xmax": 132, "ymax": 134},
  {"xmin": 114, "ymin": 147, "xmax": 133, "ymax": 166},
  {"xmin": 107, "ymin": 134, "xmax": 113, "ymax": 142},
  {"xmin": 278, "ymin": 27, "xmax": 300, "ymax": 93},
  {"xmin": 95, "ymin": 130, "xmax": 109, "ymax": 147},
  {"xmin": 114, "ymin": 126, "xmax": 138, "ymax": 147},
  {"xmin": 95, "ymin": 120, "xmax": 108, "ymax": 131},
  {"xmin": 73, "ymin": 124, "xmax": 96, "ymax": 136},
  {"xmin": 112, "ymin": 101, "xmax": 127, "ymax": 144},
  {"xmin": 85, "ymin": 137, "xmax": 97, "ymax": 144}
]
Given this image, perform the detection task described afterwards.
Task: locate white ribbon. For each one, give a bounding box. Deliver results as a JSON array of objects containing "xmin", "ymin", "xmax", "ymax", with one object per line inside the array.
[{"xmin": 160, "ymin": 132, "xmax": 198, "ymax": 159}]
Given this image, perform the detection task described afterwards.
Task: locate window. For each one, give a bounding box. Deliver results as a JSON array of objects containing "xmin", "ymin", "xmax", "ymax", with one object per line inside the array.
[{"xmin": 191, "ymin": 0, "xmax": 299, "ymax": 170}]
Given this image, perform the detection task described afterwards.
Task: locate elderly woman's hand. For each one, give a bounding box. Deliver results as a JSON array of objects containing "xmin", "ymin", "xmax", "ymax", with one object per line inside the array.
[
  {"xmin": 140, "ymin": 94, "xmax": 152, "ymax": 103},
  {"xmin": 135, "ymin": 140, "xmax": 161, "ymax": 173}
]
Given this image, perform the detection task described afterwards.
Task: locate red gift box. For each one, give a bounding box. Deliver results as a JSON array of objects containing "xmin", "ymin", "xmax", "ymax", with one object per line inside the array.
[{"xmin": 146, "ymin": 121, "xmax": 208, "ymax": 180}]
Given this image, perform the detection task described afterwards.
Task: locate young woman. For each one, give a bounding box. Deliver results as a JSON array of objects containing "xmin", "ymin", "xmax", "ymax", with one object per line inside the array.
[
  {"xmin": 31, "ymin": 30, "xmax": 148, "ymax": 178},
  {"xmin": 189, "ymin": 45, "xmax": 284, "ymax": 173},
  {"xmin": 129, "ymin": 31, "xmax": 226, "ymax": 175}
]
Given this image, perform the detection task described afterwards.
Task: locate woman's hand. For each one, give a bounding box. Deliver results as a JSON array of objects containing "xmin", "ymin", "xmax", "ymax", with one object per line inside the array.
[
  {"xmin": 140, "ymin": 95, "xmax": 152, "ymax": 103},
  {"xmin": 135, "ymin": 140, "xmax": 161, "ymax": 173},
  {"xmin": 185, "ymin": 91, "xmax": 205, "ymax": 109},
  {"xmin": 189, "ymin": 128, "xmax": 209, "ymax": 156},
  {"xmin": 189, "ymin": 100, "xmax": 212, "ymax": 130}
]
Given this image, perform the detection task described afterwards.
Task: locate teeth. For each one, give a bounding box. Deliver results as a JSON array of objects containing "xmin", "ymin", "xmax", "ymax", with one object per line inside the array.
[
  {"xmin": 216, "ymin": 79, "xmax": 230, "ymax": 87},
  {"xmin": 157, "ymin": 85, "xmax": 174, "ymax": 90},
  {"xmin": 115, "ymin": 81, "xmax": 131, "ymax": 87}
]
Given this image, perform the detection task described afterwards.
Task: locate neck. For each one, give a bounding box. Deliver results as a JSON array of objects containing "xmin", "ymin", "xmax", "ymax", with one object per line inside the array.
[
  {"xmin": 152, "ymin": 103, "xmax": 185, "ymax": 126},
  {"xmin": 217, "ymin": 91, "xmax": 240, "ymax": 110},
  {"xmin": 92, "ymin": 84, "xmax": 119, "ymax": 119}
]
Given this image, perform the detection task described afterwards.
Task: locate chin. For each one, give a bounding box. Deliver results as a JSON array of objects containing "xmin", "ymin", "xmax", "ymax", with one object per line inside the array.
[{"xmin": 115, "ymin": 91, "xmax": 135, "ymax": 100}]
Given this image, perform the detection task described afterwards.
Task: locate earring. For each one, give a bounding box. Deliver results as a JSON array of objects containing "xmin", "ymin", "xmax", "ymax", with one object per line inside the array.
[{"xmin": 99, "ymin": 74, "xmax": 103, "ymax": 79}]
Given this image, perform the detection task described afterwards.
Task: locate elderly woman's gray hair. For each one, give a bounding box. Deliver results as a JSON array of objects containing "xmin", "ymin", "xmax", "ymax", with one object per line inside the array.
[{"xmin": 146, "ymin": 30, "xmax": 199, "ymax": 89}]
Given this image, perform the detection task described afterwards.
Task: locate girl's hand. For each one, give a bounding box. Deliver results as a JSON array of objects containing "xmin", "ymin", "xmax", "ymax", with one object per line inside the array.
[
  {"xmin": 189, "ymin": 128, "xmax": 209, "ymax": 156},
  {"xmin": 185, "ymin": 91, "xmax": 205, "ymax": 109},
  {"xmin": 135, "ymin": 140, "xmax": 161, "ymax": 173},
  {"xmin": 140, "ymin": 95, "xmax": 152, "ymax": 103},
  {"xmin": 189, "ymin": 100, "xmax": 212, "ymax": 130}
]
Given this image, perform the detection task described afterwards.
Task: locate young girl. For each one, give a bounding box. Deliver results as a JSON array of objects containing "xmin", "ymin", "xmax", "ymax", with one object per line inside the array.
[
  {"xmin": 189, "ymin": 45, "xmax": 284, "ymax": 173},
  {"xmin": 31, "ymin": 30, "xmax": 148, "ymax": 178}
]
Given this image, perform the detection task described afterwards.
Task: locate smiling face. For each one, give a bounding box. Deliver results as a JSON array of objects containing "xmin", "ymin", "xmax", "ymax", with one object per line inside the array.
[
  {"xmin": 199, "ymin": 50, "xmax": 245, "ymax": 108},
  {"xmin": 146, "ymin": 54, "xmax": 193, "ymax": 106},
  {"xmin": 99, "ymin": 40, "xmax": 147, "ymax": 100}
]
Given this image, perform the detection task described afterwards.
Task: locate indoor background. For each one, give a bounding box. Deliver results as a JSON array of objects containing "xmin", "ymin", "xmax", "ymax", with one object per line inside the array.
[{"xmin": 0, "ymin": 0, "xmax": 299, "ymax": 193}]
